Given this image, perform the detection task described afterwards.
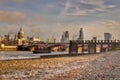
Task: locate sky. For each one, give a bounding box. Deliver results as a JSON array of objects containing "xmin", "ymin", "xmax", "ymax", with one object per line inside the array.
[{"xmin": 0, "ymin": 0, "xmax": 120, "ymax": 41}]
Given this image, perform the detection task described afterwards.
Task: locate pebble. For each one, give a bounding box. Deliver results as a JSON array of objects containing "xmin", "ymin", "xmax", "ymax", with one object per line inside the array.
[{"xmin": 0, "ymin": 51, "xmax": 120, "ymax": 80}]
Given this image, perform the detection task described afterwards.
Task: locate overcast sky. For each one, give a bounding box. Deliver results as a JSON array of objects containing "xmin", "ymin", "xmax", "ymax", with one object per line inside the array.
[{"xmin": 0, "ymin": 0, "xmax": 120, "ymax": 41}]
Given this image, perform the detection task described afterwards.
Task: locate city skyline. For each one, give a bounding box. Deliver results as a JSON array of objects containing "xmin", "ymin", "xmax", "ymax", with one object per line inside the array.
[{"xmin": 0, "ymin": 0, "xmax": 120, "ymax": 41}]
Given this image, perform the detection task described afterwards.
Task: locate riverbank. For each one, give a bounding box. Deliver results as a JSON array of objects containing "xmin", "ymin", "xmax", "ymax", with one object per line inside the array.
[{"xmin": 0, "ymin": 51, "xmax": 120, "ymax": 80}]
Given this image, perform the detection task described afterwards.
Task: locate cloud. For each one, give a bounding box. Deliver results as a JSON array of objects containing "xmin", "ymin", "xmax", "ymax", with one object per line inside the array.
[
  {"xmin": 0, "ymin": 20, "xmax": 120, "ymax": 41},
  {"xmin": 61, "ymin": 0, "xmax": 116, "ymax": 16},
  {"xmin": 0, "ymin": 0, "xmax": 6, "ymax": 3},
  {"xmin": 25, "ymin": 20, "xmax": 120, "ymax": 41},
  {"xmin": 41, "ymin": 20, "xmax": 120, "ymax": 40},
  {"xmin": 0, "ymin": 11, "xmax": 26, "ymax": 23},
  {"xmin": 12, "ymin": 0, "xmax": 26, "ymax": 3},
  {"xmin": 71, "ymin": 20, "xmax": 120, "ymax": 40},
  {"xmin": 32, "ymin": 15, "xmax": 46, "ymax": 22},
  {"xmin": 0, "ymin": 0, "xmax": 26, "ymax": 4}
]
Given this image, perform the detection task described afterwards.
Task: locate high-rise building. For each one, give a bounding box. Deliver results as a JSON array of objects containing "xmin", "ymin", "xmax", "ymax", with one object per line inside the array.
[
  {"xmin": 65, "ymin": 31, "xmax": 69, "ymax": 42},
  {"xmin": 104, "ymin": 33, "xmax": 112, "ymax": 40},
  {"xmin": 61, "ymin": 31, "xmax": 69, "ymax": 43},
  {"xmin": 61, "ymin": 32, "xmax": 65, "ymax": 42},
  {"xmin": 78, "ymin": 28, "xmax": 84, "ymax": 40}
]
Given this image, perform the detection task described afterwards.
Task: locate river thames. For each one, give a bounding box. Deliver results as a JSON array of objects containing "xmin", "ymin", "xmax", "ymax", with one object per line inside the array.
[{"xmin": 0, "ymin": 51, "xmax": 68, "ymax": 60}]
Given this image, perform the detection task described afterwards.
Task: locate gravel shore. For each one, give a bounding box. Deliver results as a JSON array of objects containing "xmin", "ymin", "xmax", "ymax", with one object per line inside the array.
[
  {"xmin": 51, "ymin": 51, "xmax": 120, "ymax": 80},
  {"xmin": 0, "ymin": 51, "xmax": 120, "ymax": 80}
]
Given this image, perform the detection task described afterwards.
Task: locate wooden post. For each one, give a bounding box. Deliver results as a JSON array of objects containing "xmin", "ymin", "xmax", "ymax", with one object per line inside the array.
[
  {"xmin": 100, "ymin": 40, "xmax": 103, "ymax": 52},
  {"xmin": 75, "ymin": 41, "xmax": 78, "ymax": 54},
  {"xmin": 81, "ymin": 40, "xmax": 84, "ymax": 54},
  {"xmin": 88, "ymin": 40, "xmax": 95, "ymax": 54},
  {"xmin": 69, "ymin": 40, "xmax": 72, "ymax": 54},
  {"xmin": 111, "ymin": 40, "xmax": 114, "ymax": 51},
  {"xmin": 69, "ymin": 40, "xmax": 78, "ymax": 54},
  {"xmin": 94, "ymin": 40, "xmax": 96, "ymax": 53},
  {"xmin": 107, "ymin": 40, "xmax": 110, "ymax": 51},
  {"xmin": 88, "ymin": 40, "xmax": 90, "ymax": 54}
]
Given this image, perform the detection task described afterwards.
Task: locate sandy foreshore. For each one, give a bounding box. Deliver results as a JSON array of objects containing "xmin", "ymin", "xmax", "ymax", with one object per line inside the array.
[{"xmin": 0, "ymin": 51, "xmax": 120, "ymax": 80}]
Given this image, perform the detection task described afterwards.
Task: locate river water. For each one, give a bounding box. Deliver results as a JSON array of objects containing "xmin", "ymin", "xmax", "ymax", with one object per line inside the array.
[{"xmin": 0, "ymin": 51, "xmax": 68, "ymax": 60}]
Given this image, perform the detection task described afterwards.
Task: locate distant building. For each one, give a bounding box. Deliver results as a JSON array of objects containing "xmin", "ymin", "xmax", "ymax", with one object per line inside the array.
[
  {"xmin": 14, "ymin": 34, "xmax": 18, "ymax": 40},
  {"xmin": 4, "ymin": 34, "xmax": 11, "ymax": 40},
  {"xmin": 17, "ymin": 27, "xmax": 25, "ymax": 40},
  {"xmin": 78, "ymin": 28, "xmax": 84, "ymax": 40},
  {"xmin": 0, "ymin": 36, "xmax": 2, "ymax": 43},
  {"xmin": 92, "ymin": 37, "xmax": 97, "ymax": 40},
  {"xmin": 65, "ymin": 31, "xmax": 69, "ymax": 42},
  {"xmin": 0, "ymin": 28, "xmax": 26, "ymax": 46},
  {"xmin": 17, "ymin": 39, "xmax": 23, "ymax": 46},
  {"xmin": 61, "ymin": 32, "xmax": 65, "ymax": 42},
  {"xmin": 29, "ymin": 37, "xmax": 40, "ymax": 42},
  {"xmin": 53, "ymin": 38, "xmax": 56, "ymax": 43},
  {"xmin": 15, "ymin": 27, "xmax": 26, "ymax": 45},
  {"xmin": 61, "ymin": 31, "xmax": 69, "ymax": 43},
  {"xmin": 104, "ymin": 33, "xmax": 112, "ymax": 40},
  {"xmin": 0, "ymin": 36, "xmax": 5, "ymax": 44}
]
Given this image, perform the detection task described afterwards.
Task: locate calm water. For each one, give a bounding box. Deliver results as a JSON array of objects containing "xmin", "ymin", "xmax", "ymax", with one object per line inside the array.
[
  {"xmin": 0, "ymin": 49, "xmax": 100, "ymax": 60},
  {"xmin": 0, "ymin": 51, "xmax": 68, "ymax": 60}
]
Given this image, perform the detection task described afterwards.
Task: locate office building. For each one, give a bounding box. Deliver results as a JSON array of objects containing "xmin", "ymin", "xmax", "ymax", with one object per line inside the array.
[
  {"xmin": 104, "ymin": 33, "xmax": 112, "ymax": 40},
  {"xmin": 78, "ymin": 28, "xmax": 84, "ymax": 40},
  {"xmin": 61, "ymin": 31, "xmax": 69, "ymax": 43}
]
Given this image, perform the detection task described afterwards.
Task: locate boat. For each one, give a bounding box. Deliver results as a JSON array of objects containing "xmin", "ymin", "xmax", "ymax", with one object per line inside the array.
[{"xmin": 33, "ymin": 49, "xmax": 51, "ymax": 54}]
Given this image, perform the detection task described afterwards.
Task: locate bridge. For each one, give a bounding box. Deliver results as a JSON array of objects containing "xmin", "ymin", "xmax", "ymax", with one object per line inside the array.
[
  {"xmin": 69, "ymin": 40, "xmax": 120, "ymax": 54},
  {"xmin": 1, "ymin": 40, "xmax": 120, "ymax": 60},
  {"xmin": 19, "ymin": 40, "xmax": 120, "ymax": 53},
  {"xmin": 21, "ymin": 42, "xmax": 69, "ymax": 51}
]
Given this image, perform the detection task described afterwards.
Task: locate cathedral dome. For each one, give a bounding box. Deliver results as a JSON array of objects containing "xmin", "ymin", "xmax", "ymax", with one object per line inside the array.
[{"xmin": 18, "ymin": 27, "xmax": 25, "ymax": 39}]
